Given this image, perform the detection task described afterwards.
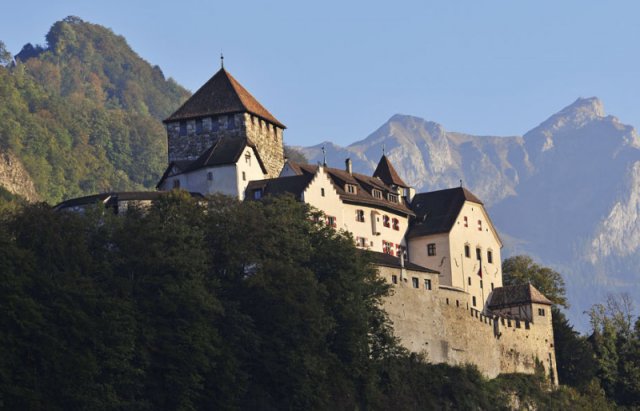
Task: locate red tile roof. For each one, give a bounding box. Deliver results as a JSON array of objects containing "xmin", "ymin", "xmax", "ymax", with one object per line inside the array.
[{"xmin": 164, "ymin": 68, "xmax": 285, "ymax": 128}]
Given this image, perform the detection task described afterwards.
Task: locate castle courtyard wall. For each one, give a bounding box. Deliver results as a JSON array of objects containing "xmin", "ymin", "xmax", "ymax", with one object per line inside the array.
[{"xmin": 378, "ymin": 265, "xmax": 558, "ymax": 382}]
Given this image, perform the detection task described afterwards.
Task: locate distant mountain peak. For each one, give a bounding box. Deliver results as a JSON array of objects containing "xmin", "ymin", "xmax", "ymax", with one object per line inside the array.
[{"xmin": 562, "ymin": 96, "xmax": 605, "ymax": 118}]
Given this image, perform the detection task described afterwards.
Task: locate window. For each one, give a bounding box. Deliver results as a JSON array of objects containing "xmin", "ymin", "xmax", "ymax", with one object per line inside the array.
[
  {"xmin": 388, "ymin": 193, "xmax": 398, "ymax": 203},
  {"xmin": 427, "ymin": 243, "xmax": 436, "ymax": 256},
  {"xmin": 487, "ymin": 250, "xmax": 493, "ymax": 264},
  {"xmin": 242, "ymin": 171, "xmax": 246, "ymax": 181},
  {"xmin": 383, "ymin": 215, "xmax": 390, "ymax": 228},
  {"xmin": 372, "ymin": 189, "xmax": 383, "ymax": 199},
  {"xmin": 516, "ymin": 320, "xmax": 521, "ymax": 329},
  {"xmin": 464, "ymin": 216, "xmax": 468, "ymax": 227},
  {"xmin": 424, "ymin": 279, "xmax": 432, "ymax": 290},
  {"xmin": 355, "ymin": 237, "xmax": 367, "ymax": 247},
  {"xmin": 478, "ymin": 220, "xmax": 482, "ymax": 231},
  {"xmin": 480, "ymin": 280, "xmax": 483, "ymax": 289},
  {"xmin": 396, "ymin": 244, "xmax": 405, "ymax": 257},
  {"xmin": 491, "ymin": 282, "xmax": 494, "ymax": 291},
  {"xmin": 179, "ymin": 121, "xmax": 187, "ymax": 136},
  {"xmin": 346, "ymin": 184, "xmax": 357, "ymax": 194},
  {"xmin": 245, "ymin": 152, "xmax": 251, "ymax": 165},
  {"xmin": 464, "ymin": 244, "xmax": 470, "ymax": 258},
  {"xmin": 173, "ymin": 179, "xmax": 180, "ymax": 189},
  {"xmin": 456, "ymin": 300, "xmax": 460, "ymax": 307},
  {"xmin": 392, "ymin": 218, "xmax": 400, "ymax": 230},
  {"xmin": 326, "ymin": 216, "xmax": 337, "ymax": 228},
  {"xmin": 383, "ymin": 241, "xmax": 394, "ymax": 255},
  {"xmin": 472, "ymin": 296, "xmax": 477, "ymax": 307},
  {"xmin": 253, "ymin": 189, "xmax": 262, "ymax": 200},
  {"xmin": 476, "ymin": 247, "xmax": 481, "ymax": 261},
  {"xmin": 196, "ymin": 118, "xmax": 203, "ymax": 133},
  {"xmin": 356, "ymin": 209, "xmax": 365, "ymax": 222},
  {"xmin": 538, "ymin": 308, "xmax": 546, "ymax": 317},
  {"xmin": 468, "ymin": 277, "xmax": 471, "ymax": 286},
  {"xmin": 207, "ymin": 172, "xmax": 213, "ymax": 181},
  {"xmin": 412, "ymin": 277, "xmax": 419, "ymax": 288},
  {"xmin": 392, "ymin": 275, "xmax": 398, "ymax": 284},
  {"xmin": 321, "ymin": 188, "xmax": 325, "ymax": 197}
]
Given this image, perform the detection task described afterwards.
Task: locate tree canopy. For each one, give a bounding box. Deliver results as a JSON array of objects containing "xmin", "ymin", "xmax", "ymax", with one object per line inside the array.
[
  {"xmin": 0, "ymin": 17, "xmax": 189, "ymax": 203},
  {"xmin": 502, "ymin": 254, "xmax": 568, "ymax": 308}
]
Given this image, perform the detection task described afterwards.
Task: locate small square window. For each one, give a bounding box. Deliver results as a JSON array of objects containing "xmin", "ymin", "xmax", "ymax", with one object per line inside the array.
[
  {"xmin": 424, "ymin": 279, "xmax": 432, "ymax": 290},
  {"xmin": 427, "ymin": 243, "xmax": 436, "ymax": 256},
  {"xmin": 253, "ymin": 189, "xmax": 262, "ymax": 200},
  {"xmin": 412, "ymin": 277, "xmax": 419, "ymax": 288},
  {"xmin": 538, "ymin": 308, "xmax": 545, "ymax": 316}
]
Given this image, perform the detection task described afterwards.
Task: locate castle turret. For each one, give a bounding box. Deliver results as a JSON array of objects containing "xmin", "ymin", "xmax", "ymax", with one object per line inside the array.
[{"xmin": 163, "ymin": 67, "xmax": 286, "ymax": 178}]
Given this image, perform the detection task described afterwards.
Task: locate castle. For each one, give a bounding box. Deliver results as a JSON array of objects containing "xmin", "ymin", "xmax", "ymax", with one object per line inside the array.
[{"xmin": 57, "ymin": 66, "xmax": 558, "ymax": 383}]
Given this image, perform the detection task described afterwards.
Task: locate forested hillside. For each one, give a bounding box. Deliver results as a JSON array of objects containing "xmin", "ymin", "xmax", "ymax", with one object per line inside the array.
[
  {"xmin": 0, "ymin": 194, "xmax": 615, "ymax": 410},
  {"xmin": 0, "ymin": 16, "xmax": 189, "ymax": 203}
]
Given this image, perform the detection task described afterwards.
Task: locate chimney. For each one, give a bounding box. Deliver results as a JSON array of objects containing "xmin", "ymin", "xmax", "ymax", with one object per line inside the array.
[{"xmin": 345, "ymin": 158, "xmax": 353, "ymax": 175}]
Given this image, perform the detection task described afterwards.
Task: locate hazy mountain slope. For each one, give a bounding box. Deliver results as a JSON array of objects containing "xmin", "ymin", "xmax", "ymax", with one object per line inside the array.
[
  {"xmin": 299, "ymin": 114, "xmax": 531, "ymax": 206},
  {"xmin": 300, "ymin": 98, "xmax": 640, "ymax": 330},
  {"xmin": 0, "ymin": 17, "xmax": 189, "ymax": 202}
]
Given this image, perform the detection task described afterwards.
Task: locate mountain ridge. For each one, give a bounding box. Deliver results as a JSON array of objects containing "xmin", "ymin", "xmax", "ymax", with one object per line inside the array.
[{"xmin": 299, "ymin": 98, "xmax": 640, "ymax": 330}]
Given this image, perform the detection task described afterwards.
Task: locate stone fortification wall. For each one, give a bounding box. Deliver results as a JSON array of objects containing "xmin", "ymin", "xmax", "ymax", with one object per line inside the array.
[
  {"xmin": 379, "ymin": 265, "xmax": 557, "ymax": 382},
  {"xmin": 166, "ymin": 113, "xmax": 284, "ymax": 178}
]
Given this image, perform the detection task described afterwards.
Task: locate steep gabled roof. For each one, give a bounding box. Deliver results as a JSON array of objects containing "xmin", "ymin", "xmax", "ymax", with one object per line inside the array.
[
  {"xmin": 487, "ymin": 284, "xmax": 553, "ymax": 309},
  {"xmin": 288, "ymin": 162, "xmax": 414, "ymax": 216},
  {"xmin": 156, "ymin": 138, "xmax": 266, "ymax": 188},
  {"xmin": 407, "ymin": 187, "xmax": 483, "ymax": 238},
  {"xmin": 164, "ymin": 68, "xmax": 285, "ymax": 128},
  {"xmin": 373, "ymin": 155, "xmax": 407, "ymax": 187},
  {"xmin": 245, "ymin": 174, "xmax": 314, "ymax": 200}
]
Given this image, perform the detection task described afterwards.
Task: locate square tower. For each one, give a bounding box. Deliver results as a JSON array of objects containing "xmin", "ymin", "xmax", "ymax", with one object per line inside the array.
[{"xmin": 163, "ymin": 68, "xmax": 286, "ymax": 178}]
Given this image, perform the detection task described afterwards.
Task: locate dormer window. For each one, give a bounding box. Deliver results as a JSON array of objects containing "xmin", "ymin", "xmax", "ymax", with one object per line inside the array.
[
  {"xmin": 388, "ymin": 193, "xmax": 398, "ymax": 203},
  {"xmin": 372, "ymin": 189, "xmax": 383, "ymax": 199},
  {"xmin": 346, "ymin": 184, "xmax": 357, "ymax": 194}
]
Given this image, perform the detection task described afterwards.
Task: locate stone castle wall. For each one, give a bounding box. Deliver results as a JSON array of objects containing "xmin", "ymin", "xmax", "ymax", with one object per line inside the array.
[
  {"xmin": 166, "ymin": 113, "xmax": 284, "ymax": 178},
  {"xmin": 378, "ymin": 265, "xmax": 558, "ymax": 383}
]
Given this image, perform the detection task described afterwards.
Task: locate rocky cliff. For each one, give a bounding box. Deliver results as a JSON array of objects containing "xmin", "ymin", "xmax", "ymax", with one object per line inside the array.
[{"xmin": 0, "ymin": 150, "xmax": 38, "ymax": 201}]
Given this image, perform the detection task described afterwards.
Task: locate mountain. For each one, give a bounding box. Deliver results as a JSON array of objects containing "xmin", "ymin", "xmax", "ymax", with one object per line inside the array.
[
  {"xmin": 0, "ymin": 17, "xmax": 189, "ymax": 203},
  {"xmin": 298, "ymin": 98, "xmax": 640, "ymax": 330}
]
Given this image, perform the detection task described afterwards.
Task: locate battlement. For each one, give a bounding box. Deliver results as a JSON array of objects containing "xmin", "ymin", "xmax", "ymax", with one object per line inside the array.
[{"xmin": 378, "ymin": 263, "xmax": 557, "ymax": 383}]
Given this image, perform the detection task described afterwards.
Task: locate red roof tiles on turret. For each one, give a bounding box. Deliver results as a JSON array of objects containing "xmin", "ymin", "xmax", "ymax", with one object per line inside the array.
[{"xmin": 164, "ymin": 68, "xmax": 285, "ymax": 128}]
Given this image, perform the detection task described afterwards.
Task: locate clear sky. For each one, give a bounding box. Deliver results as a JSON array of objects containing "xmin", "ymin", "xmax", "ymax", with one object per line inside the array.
[{"xmin": 2, "ymin": 0, "xmax": 640, "ymax": 147}]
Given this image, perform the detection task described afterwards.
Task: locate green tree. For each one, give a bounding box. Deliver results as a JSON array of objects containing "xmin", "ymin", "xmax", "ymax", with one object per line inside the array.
[
  {"xmin": 552, "ymin": 307, "xmax": 598, "ymax": 389},
  {"xmin": 0, "ymin": 41, "xmax": 12, "ymax": 66},
  {"xmin": 502, "ymin": 255, "xmax": 568, "ymax": 308}
]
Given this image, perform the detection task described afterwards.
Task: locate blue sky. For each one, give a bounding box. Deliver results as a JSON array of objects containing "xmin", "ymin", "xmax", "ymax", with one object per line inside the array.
[{"xmin": 2, "ymin": 0, "xmax": 640, "ymax": 147}]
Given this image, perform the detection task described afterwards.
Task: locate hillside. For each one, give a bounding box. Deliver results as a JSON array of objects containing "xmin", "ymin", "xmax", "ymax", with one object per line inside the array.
[
  {"xmin": 299, "ymin": 98, "xmax": 640, "ymax": 330},
  {"xmin": 0, "ymin": 16, "xmax": 189, "ymax": 203}
]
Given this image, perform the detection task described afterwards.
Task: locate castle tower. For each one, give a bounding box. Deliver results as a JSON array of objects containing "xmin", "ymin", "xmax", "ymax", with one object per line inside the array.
[{"xmin": 163, "ymin": 68, "xmax": 286, "ymax": 178}]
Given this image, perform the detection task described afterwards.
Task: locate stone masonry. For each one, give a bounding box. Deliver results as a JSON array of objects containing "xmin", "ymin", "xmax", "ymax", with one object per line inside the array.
[{"xmin": 166, "ymin": 113, "xmax": 284, "ymax": 179}]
